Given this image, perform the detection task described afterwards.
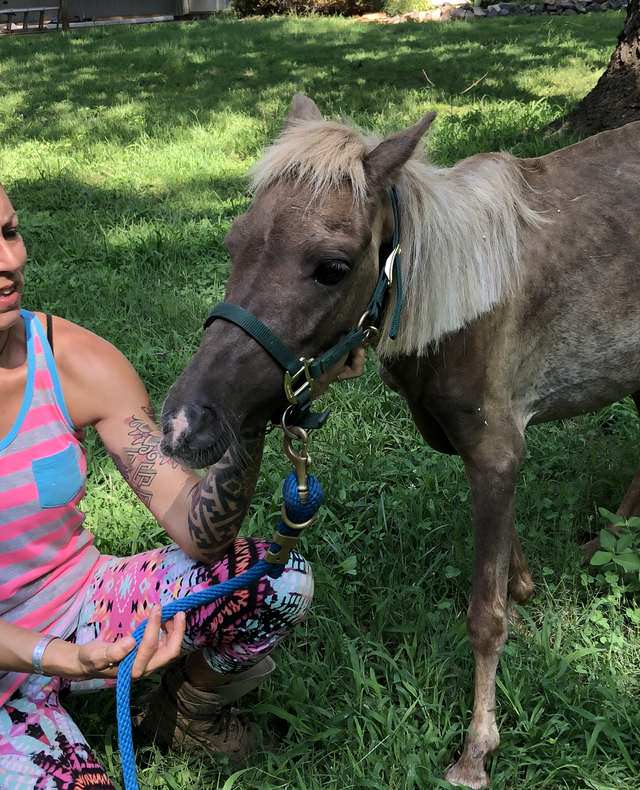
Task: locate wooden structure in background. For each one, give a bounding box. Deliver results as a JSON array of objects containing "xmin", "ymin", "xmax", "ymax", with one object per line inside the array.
[{"xmin": 0, "ymin": 0, "xmax": 228, "ymax": 33}]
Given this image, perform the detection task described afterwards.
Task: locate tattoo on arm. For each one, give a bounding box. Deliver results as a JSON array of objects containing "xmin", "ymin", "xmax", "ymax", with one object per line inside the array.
[
  {"xmin": 110, "ymin": 411, "xmax": 180, "ymax": 508},
  {"xmin": 111, "ymin": 410, "xmax": 263, "ymax": 561},
  {"xmin": 187, "ymin": 436, "xmax": 263, "ymax": 561}
]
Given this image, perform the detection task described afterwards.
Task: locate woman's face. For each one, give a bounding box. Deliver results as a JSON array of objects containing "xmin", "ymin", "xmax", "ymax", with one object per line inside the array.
[{"xmin": 0, "ymin": 187, "xmax": 27, "ymax": 334}]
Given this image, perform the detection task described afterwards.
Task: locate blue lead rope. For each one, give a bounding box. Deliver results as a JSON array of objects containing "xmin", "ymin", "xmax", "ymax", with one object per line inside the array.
[{"xmin": 116, "ymin": 470, "xmax": 324, "ymax": 790}]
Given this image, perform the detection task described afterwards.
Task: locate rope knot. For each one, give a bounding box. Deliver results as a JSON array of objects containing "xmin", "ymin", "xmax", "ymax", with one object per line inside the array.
[{"xmin": 283, "ymin": 470, "xmax": 324, "ymax": 523}]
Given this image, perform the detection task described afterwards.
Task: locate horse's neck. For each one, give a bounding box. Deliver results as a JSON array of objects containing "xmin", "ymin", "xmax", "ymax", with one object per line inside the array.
[{"xmin": 377, "ymin": 153, "xmax": 541, "ymax": 359}]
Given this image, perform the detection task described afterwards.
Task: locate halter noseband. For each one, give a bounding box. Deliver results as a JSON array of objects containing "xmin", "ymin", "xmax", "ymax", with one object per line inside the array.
[{"xmin": 203, "ymin": 187, "xmax": 403, "ymax": 430}]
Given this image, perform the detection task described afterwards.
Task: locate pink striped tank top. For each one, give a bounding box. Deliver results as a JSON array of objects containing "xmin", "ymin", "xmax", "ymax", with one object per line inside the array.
[{"xmin": 0, "ymin": 310, "xmax": 102, "ymax": 705}]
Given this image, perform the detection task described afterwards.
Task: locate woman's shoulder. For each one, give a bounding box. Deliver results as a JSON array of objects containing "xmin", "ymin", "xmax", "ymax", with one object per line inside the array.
[
  {"xmin": 32, "ymin": 312, "xmax": 143, "ymax": 427},
  {"xmin": 32, "ymin": 312, "xmax": 115, "ymax": 360}
]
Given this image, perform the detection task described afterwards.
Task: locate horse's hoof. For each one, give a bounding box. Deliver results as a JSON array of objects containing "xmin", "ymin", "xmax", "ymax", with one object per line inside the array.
[{"xmin": 444, "ymin": 759, "xmax": 490, "ymax": 789}]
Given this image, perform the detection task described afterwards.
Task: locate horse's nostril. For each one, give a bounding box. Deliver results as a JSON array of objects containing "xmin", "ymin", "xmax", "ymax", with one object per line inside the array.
[
  {"xmin": 171, "ymin": 402, "xmax": 223, "ymax": 451},
  {"xmin": 159, "ymin": 401, "xmax": 226, "ymax": 459},
  {"xmin": 187, "ymin": 403, "xmax": 209, "ymax": 426}
]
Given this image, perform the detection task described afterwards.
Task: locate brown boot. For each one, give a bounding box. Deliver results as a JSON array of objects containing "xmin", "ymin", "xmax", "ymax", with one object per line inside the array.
[{"xmin": 137, "ymin": 656, "xmax": 275, "ymax": 762}]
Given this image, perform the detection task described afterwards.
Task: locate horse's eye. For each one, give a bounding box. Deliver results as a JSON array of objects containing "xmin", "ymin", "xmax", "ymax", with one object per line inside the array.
[{"xmin": 313, "ymin": 260, "xmax": 350, "ymax": 286}]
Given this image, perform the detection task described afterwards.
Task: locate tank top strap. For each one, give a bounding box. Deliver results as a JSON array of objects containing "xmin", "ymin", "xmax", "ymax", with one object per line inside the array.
[{"xmin": 23, "ymin": 310, "xmax": 76, "ymax": 434}]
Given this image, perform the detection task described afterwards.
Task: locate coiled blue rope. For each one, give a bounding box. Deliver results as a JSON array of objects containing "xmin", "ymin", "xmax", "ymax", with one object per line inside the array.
[{"xmin": 116, "ymin": 470, "xmax": 324, "ymax": 790}]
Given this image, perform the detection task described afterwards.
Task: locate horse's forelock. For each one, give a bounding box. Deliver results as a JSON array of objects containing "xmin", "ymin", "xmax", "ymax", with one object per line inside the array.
[{"xmin": 249, "ymin": 120, "xmax": 379, "ymax": 205}]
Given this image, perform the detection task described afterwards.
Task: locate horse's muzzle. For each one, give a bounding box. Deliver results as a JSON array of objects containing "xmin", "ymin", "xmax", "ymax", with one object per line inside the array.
[{"xmin": 160, "ymin": 401, "xmax": 231, "ymax": 468}]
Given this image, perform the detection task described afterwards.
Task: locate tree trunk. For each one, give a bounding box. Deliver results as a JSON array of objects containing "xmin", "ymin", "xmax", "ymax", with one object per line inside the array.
[{"xmin": 560, "ymin": 0, "xmax": 640, "ymax": 135}]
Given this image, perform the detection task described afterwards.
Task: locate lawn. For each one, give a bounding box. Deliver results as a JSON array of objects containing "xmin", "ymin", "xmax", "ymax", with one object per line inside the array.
[{"xmin": 2, "ymin": 11, "xmax": 640, "ymax": 789}]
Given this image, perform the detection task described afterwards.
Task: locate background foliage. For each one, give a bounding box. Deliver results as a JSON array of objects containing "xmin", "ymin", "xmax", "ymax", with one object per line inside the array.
[{"xmin": 232, "ymin": 0, "xmax": 385, "ymax": 18}]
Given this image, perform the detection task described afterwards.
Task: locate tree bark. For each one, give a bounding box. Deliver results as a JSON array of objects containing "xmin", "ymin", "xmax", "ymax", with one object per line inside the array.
[{"xmin": 560, "ymin": 0, "xmax": 640, "ymax": 135}]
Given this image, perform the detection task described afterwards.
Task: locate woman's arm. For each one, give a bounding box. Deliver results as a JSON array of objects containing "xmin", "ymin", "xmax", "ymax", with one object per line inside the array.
[
  {"xmin": 0, "ymin": 610, "xmax": 185, "ymax": 680},
  {"xmin": 98, "ymin": 404, "xmax": 264, "ymax": 563},
  {"xmin": 52, "ymin": 316, "xmax": 263, "ymax": 563}
]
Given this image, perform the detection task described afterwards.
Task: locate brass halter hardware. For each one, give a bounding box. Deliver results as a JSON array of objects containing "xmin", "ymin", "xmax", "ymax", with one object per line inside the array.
[
  {"xmin": 283, "ymin": 357, "xmax": 315, "ymax": 405},
  {"xmin": 357, "ymin": 310, "xmax": 379, "ymax": 345}
]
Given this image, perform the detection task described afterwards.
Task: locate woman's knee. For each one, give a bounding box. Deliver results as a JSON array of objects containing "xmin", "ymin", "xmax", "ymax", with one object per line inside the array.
[
  {"xmin": 227, "ymin": 537, "xmax": 314, "ymax": 628},
  {"xmin": 201, "ymin": 549, "xmax": 313, "ymax": 673},
  {"xmin": 264, "ymin": 548, "xmax": 314, "ymax": 629}
]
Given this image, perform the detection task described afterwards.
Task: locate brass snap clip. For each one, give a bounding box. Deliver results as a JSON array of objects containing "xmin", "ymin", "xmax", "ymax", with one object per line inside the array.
[
  {"xmin": 282, "ymin": 424, "xmax": 311, "ymax": 502},
  {"xmin": 265, "ymin": 424, "xmax": 314, "ymax": 566}
]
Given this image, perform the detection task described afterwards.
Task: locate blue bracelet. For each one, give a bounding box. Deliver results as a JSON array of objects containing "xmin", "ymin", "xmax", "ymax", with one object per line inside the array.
[{"xmin": 32, "ymin": 634, "xmax": 59, "ymax": 675}]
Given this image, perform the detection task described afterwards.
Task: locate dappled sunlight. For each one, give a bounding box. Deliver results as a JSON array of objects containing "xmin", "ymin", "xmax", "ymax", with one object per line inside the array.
[
  {"xmin": 0, "ymin": 14, "xmax": 624, "ymax": 156},
  {"xmin": 521, "ymin": 62, "xmax": 609, "ymax": 104}
]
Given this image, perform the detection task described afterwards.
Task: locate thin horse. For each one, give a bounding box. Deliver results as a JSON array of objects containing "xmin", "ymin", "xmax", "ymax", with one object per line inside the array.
[{"xmin": 161, "ymin": 94, "xmax": 640, "ymax": 788}]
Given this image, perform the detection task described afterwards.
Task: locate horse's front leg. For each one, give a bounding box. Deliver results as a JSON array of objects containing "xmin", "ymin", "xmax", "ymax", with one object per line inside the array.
[
  {"xmin": 509, "ymin": 528, "xmax": 534, "ymax": 604},
  {"xmin": 386, "ymin": 378, "xmax": 534, "ymax": 605},
  {"xmin": 445, "ymin": 431, "xmax": 524, "ymax": 789}
]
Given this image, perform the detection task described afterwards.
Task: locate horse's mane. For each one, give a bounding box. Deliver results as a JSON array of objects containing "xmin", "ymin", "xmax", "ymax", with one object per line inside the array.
[{"xmin": 251, "ymin": 119, "xmax": 542, "ymax": 357}]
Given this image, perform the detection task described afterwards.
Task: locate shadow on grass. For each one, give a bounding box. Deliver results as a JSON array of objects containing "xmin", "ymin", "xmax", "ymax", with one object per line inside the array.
[
  {"xmin": 10, "ymin": 172, "xmax": 248, "ymax": 396},
  {"xmin": 0, "ymin": 14, "xmax": 623, "ymax": 146}
]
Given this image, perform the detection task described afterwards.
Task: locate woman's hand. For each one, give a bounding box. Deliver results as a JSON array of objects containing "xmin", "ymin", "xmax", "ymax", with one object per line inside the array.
[
  {"xmin": 335, "ymin": 347, "xmax": 366, "ymax": 381},
  {"xmin": 313, "ymin": 347, "xmax": 366, "ymax": 398},
  {"xmin": 45, "ymin": 607, "xmax": 186, "ymax": 680}
]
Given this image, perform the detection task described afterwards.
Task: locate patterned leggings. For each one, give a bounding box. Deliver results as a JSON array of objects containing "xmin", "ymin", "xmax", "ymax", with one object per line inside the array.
[{"xmin": 0, "ymin": 539, "xmax": 313, "ymax": 790}]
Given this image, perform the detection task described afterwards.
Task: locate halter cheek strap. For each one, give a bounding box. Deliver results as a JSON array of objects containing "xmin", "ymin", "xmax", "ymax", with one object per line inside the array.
[{"xmin": 203, "ymin": 186, "xmax": 404, "ymax": 428}]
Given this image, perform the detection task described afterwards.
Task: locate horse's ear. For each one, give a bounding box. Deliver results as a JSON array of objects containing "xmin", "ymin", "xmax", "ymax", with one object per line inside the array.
[
  {"xmin": 283, "ymin": 93, "xmax": 323, "ymax": 131},
  {"xmin": 364, "ymin": 111, "xmax": 436, "ymax": 190}
]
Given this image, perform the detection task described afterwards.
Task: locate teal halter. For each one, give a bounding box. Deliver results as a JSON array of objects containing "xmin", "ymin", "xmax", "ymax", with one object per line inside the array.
[{"xmin": 204, "ymin": 187, "xmax": 404, "ymax": 429}]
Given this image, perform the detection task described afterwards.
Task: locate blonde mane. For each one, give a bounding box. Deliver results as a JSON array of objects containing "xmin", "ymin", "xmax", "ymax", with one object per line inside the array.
[{"xmin": 250, "ymin": 119, "xmax": 542, "ymax": 357}]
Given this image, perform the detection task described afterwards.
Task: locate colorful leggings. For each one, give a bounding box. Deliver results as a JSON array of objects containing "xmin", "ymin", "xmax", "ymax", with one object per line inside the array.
[{"xmin": 0, "ymin": 539, "xmax": 313, "ymax": 790}]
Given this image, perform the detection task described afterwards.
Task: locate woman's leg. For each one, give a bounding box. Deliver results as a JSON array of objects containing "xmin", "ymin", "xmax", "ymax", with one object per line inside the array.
[
  {"xmin": 72, "ymin": 537, "xmax": 313, "ymax": 756},
  {"xmin": 0, "ymin": 674, "xmax": 114, "ymax": 789},
  {"xmin": 74, "ymin": 537, "xmax": 313, "ymax": 676}
]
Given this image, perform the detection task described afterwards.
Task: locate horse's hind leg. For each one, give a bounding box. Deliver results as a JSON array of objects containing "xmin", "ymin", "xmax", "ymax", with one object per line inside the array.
[
  {"xmin": 583, "ymin": 391, "xmax": 640, "ymax": 559},
  {"xmin": 582, "ymin": 473, "xmax": 640, "ymax": 558},
  {"xmin": 611, "ymin": 390, "xmax": 640, "ymax": 518}
]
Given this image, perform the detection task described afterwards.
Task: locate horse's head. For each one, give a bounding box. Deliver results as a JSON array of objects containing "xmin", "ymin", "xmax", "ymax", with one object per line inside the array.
[{"xmin": 162, "ymin": 95, "xmax": 435, "ymax": 466}]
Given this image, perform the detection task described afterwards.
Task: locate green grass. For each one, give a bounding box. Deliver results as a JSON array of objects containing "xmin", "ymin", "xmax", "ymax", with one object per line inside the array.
[{"xmin": 2, "ymin": 12, "xmax": 640, "ymax": 789}]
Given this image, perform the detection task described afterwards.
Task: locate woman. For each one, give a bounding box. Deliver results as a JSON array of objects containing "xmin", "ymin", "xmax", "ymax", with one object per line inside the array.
[{"xmin": 0, "ymin": 184, "xmax": 363, "ymax": 789}]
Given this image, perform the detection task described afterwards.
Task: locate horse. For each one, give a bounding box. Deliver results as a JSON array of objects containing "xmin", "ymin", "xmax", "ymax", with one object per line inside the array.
[{"xmin": 160, "ymin": 93, "xmax": 640, "ymax": 788}]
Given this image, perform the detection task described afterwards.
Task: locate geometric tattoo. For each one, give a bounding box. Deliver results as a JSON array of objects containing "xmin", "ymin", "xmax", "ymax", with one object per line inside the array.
[
  {"xmin": 111, "ymin": 407, "xmax": 264, "ymax": 560},
  {"xmin": 187, "ymin": 436, "xmax": 263, "ymax": 561},
  {"xmin": 110, "ymin": 409, "xmax": 180, "ymax": 508}
]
